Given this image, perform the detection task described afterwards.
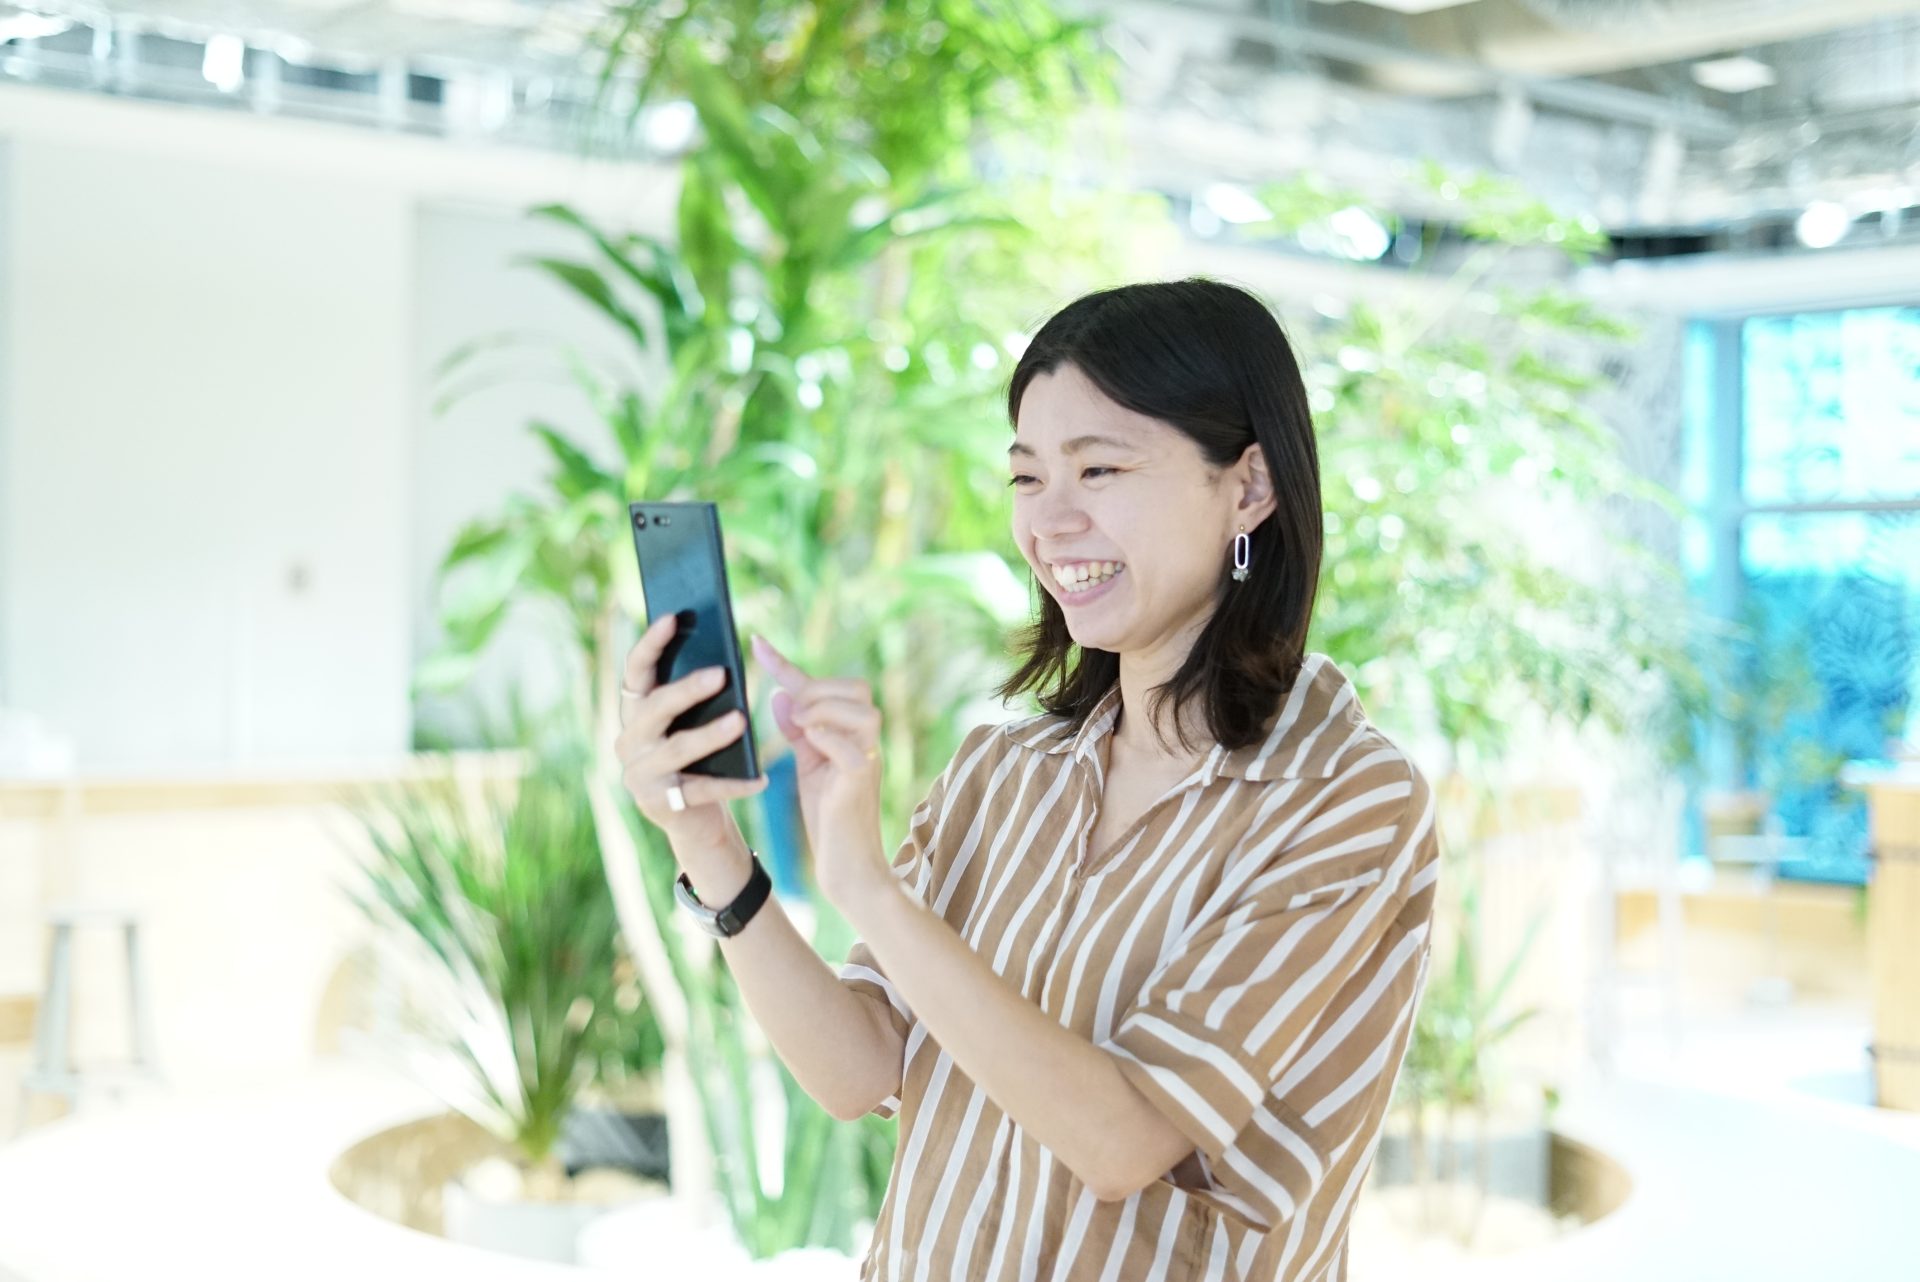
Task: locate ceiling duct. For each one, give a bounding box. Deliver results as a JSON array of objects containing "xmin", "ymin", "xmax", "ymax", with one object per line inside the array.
[
  {"xmin": 1412, "ymin": 0, "xmax": 1920, "ymax": 80},
  {"xmin": 1513, "ymin": 0, "xmax": 1815, "ymax": 31}
]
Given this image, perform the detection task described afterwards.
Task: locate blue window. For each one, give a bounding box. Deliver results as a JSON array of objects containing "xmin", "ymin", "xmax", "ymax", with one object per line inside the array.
[{"xmin": 1683, "ymin": 306, "xmax": 1920, "ymax": 885}]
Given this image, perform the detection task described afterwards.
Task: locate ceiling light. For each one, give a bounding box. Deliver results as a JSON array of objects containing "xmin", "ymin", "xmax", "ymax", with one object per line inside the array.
[
  {"xmin": 1691, "ymin": 56, "xmax": 1775, "ymax": 94},
  {"xmin": 639, "ymin": 99, "xmax": 696, "ymax": 154},
  {"xmin": 1328, "ymin": 206, "xmax": 1390, "ymax": 260},
  {"xmin": 202, "ymin": 34, "xmax": 244, "ymax": 94},
  {"xmin": 1794, "ymin": 202, "xmax": 1851, "ymax": 249},
  {"xmin": 1200, "ymin": 182, "xmax": 1273, "ymax": 225},
  {"xmin": 1319, "ymin": 0, "xmax": 1479, "ymax": 12}
]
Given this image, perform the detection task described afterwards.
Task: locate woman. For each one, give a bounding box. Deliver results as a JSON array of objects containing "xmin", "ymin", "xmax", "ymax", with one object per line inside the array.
[{"xmin": 614, "ymin": 278, "xmax": 1441, "ymax": 1281}]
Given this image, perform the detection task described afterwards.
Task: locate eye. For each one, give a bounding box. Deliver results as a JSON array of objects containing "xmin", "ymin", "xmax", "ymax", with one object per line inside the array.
[{"xmin": 1007, "ymin": 467, "xmax": 1116, "ymax": 488}]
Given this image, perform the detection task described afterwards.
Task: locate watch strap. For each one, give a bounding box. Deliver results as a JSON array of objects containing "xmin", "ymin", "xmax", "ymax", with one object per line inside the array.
[{"xmin": 675, "ymin": 849, "xmax": 772, "ymax": 938}]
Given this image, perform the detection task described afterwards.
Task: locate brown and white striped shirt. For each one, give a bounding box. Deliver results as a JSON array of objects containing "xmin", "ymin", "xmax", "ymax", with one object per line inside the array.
[{"xmin": 837, "ymin": 652, "xmax": 1442, "ymax": 1281}]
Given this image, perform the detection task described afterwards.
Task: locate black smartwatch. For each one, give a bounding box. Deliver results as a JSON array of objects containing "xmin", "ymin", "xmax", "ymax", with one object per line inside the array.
[{"xmin": 674, "ymin": 849, "xmax": 773, "ymax": 938}]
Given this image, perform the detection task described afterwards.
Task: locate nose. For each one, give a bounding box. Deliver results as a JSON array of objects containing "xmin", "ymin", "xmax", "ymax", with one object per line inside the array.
[{"xmin": 1028, "ymin": 483, "xmax": 1092, "ymax": 538}]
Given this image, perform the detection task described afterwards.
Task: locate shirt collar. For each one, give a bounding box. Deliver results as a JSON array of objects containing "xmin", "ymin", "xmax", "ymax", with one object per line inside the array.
[{"xmin": 1001, "ymin": 654, "xmax": 1363, "ymax": 783}]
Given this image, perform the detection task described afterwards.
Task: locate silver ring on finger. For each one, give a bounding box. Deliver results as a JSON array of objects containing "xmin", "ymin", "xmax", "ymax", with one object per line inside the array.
[{"xmin": 666, "ymin": 776, "xmax": 688, "ymax": 812}]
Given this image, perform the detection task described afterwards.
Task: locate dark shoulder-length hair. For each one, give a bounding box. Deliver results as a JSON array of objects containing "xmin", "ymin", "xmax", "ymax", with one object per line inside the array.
[{"xmin": 989, "ymin": 277, "xmax": 1324, "ymax": 758}]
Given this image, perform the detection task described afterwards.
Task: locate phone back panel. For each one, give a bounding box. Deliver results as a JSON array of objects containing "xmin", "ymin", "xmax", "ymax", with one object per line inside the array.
[{"xmin": 629, "ymin": 501, "xmax": 757, "ymax": 780}]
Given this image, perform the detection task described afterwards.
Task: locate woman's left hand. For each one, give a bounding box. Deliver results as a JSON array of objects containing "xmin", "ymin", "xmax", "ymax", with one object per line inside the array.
[{"xmin": 750, "ymin": 634, "xmax": 894, "ymax": 907}]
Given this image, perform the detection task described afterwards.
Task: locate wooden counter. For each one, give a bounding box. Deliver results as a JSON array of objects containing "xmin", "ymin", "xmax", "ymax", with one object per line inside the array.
[
  {"xmin": 0, "ymin": 750, "xmax": 534, "ymax": 819},
  {"xmin": 0, "ymin": 751, "xmax": 538, "ymax": 1091},
  {"xmin": 1842, "ymin": 762, "xmax": 1920, "ymax": 1111}
]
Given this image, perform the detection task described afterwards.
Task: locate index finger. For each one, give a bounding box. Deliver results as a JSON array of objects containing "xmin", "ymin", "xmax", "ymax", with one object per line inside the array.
[
  {"xmin": 621, "ymin": 613, "xmax": 676, "ymax": 700},
  {"xmin": 750, "ymin": 634, "xmax": 805, "ymax": 693},
  {"xmin": 751, "ymin": 635, "xmax": 868, "ymax": 701}
]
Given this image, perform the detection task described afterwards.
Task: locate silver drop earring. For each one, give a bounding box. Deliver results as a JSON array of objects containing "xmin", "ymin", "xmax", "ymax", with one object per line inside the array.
[{"xmin": 1230, "ymin": 524, "xmax": 1250, "ymax": 582}]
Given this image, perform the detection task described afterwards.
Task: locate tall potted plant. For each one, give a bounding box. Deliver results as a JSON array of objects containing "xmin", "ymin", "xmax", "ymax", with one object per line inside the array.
[
  {"xmin": 1251, "ymin": 162, "xmax": 1712, "ymax": 773},
  {"xmin": 1370, "ymin": 776, "xmax": 1553, "ymax": 1245},
  {"xmin": 337, "ymin": 707, "xmax": 665, "ymax": 1263},
  {"xmin": 413, "ymin": 0, "xmax": 1136, "ymax": 1259},
  {"xmin": 1245, "ymin": 164, "xmax": 1717, "ymax": 1245}
]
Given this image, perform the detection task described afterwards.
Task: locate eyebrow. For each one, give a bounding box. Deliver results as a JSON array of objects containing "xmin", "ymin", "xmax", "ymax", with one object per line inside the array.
[{"xmin": 1007, "ymin": 434, "xmax": 1138, "ymax": 459}]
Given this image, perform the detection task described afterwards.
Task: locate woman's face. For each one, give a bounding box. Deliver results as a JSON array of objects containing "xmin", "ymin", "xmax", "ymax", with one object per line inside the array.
[{"xmin": 1010, "ymin": 362, "xmax": 1245, "ymax": 660}]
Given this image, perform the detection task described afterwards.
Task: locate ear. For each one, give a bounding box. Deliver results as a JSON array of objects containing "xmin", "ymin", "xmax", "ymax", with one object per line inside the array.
[{"xmin": 1233, "ymin": 442, "xmax": 1279, "ymax": 529}]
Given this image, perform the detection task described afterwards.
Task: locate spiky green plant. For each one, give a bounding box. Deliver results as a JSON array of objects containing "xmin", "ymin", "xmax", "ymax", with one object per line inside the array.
[{"xmin": 336, "ymin": 715, "xmax": 627, "ymax": 1175}]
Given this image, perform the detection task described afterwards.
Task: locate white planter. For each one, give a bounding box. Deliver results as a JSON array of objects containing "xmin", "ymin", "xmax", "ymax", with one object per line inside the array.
[
  {"xmin": 576, "ymin": 1194, "xmax": 754, "ymax": 1274},
  {"xmin": 440, "ymin": 1161, "xmax": 661, "ymax": 1265},
  {"xmin": 576, "ymin": 1199, "xmax": 861, "ymax": 1280},
  {"xmin": 746, "ymin": 1247, "xmax": 863, "ymax": 1280},
  {"xmin": 1369, "ymin": 1104, "xmax": 1551, "ymax": 1207}
]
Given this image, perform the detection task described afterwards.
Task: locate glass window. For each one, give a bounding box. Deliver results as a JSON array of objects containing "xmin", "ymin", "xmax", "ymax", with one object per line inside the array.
[
  {"xmin": 1738, "ymin": 511, "xmax": 1917, "ymax": 882},
  {"xmin": 1683, "ymin": 306, "xmax": 1920, "ymax": 885},
  {"xmin": 1741, "ymin": 306, "xmax": 1920, "ymax": 505}
]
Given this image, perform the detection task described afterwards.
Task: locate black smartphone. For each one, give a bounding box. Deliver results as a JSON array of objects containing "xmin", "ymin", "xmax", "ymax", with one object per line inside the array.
[{"xmin": 628, "ymin": 501, "xmax": 759, "ymax": 781}]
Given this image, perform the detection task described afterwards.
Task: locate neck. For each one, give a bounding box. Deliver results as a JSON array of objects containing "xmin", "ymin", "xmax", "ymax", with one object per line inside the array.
[
  {"xmin": 1108, "ymin": 613, "xmax": 1214, "ymax": 765},
  {"xmin": 1108, "ymin": 694, "xmax": 1210, "ymax": 770}
]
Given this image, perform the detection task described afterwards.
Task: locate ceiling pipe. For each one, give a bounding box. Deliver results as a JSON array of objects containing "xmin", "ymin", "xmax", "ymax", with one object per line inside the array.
[
  {"xmin": 1114, "ymin": 0, "xmax": 1737, "ymax": 139},
  {"xmin": 1404, "ymin": 0, "xmax": 1920, "ymax": 80}
]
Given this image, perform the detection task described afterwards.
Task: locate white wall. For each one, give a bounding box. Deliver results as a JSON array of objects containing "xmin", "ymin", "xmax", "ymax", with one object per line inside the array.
[
  {"xmin": 0, "ymin": 84, "xmax": 674, "ymax": 773},
  {"xmin": 3, "ymin": 134, "xmax": 413, "ymax": 771},
  {"xmin": 408, "ymin": 200, "xmax": 656, "ymax": 753},
  {"xmin": 0, "ymin": 140, "xmax": 11, "ymax": 715}
]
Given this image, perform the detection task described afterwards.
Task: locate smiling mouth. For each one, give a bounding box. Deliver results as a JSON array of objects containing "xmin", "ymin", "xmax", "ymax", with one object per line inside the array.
[{"xmin": 1050, "ymin": 562, "xmax": 1126, "ymax": 595}]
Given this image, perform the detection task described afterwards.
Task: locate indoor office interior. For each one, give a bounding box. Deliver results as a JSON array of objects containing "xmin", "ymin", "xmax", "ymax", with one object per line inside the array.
[{"xmin": 1, "ymin": 1, "xmax": 1917, "ymax": 1280}]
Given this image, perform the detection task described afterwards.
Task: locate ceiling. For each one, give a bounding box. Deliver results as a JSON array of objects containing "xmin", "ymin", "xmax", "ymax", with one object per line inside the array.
[
  {"xmin": 2, "ymin": 0, "xmax": 1917, "ymax": 250},
  {"xmin": 1103, "ymin": 0, "xmax": 1920, "ymax": 244}
]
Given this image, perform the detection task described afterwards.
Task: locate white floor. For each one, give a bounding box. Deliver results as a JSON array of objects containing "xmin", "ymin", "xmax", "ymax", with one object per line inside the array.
[
  {"xmin": 3, "ymin": 997, "xmax": 1918, "ymax": 1282},
  {"xmin": 1348, "ymin": 995, "xmax": 1920, "ymax": 1282}
]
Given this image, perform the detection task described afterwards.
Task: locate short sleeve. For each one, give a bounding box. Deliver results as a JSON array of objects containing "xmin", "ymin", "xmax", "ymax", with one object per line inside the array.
[
  {"xmin": 1098, "ymin": 758, "xmax": 1439, "ymax": 1164},
  {"xmin": 836, "ymin": 725, "xmax": 985, "ymax": 1119}
]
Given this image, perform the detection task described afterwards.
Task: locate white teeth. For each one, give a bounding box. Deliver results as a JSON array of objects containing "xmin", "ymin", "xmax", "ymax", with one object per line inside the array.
[{"xmin": 1051, "ymin": 561, "xmax": 1124, "ymax": 592}]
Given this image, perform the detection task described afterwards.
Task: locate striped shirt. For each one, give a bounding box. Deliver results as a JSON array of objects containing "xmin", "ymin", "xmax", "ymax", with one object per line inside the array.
[{"xmin": 837, "ymin": 652, "xmax": 1442, "ymax": 1281}]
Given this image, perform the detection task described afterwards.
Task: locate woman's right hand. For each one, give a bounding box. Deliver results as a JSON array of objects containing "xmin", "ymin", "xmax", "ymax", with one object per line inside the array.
[{"xmin": 614, "ymin": 612, "xmax": 769, "ymax": 851}]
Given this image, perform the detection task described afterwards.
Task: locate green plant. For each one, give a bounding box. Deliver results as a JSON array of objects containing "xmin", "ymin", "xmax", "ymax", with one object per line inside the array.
[
  {"xmin": 1257, "ymin": 162, "xmax": 1713, "ymax": 778},
  {"xmin": 411, "ymin": 0, "xmax": 1149, "ymax": 1260},
  {"xmin": 1390, "ymin": 784, "xmax": 1547, "ymax": 1240},
  {"xmin": 1250, "ymin": 165, "xmax": 1717, "ymax": 1230},
  {"xmin": 336, "ymin": 704, "xmax": 629, "ymax": 1183},
  {"xmin": 1701, "ymin": 592, "xmax": 1837, "ymax": 804}
]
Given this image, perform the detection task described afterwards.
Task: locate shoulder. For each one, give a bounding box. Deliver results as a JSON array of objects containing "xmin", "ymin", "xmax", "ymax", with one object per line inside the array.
[
  {"xmin": 1278, "ymin": 655, "xmax": 1436, "ymax": 834},
  {"xmin": 1248, "ymin": 729, "xmax": 1440, "ymax": 895},
  {"xmin": 1294, "ymin": 729, "xmax": 1434, "ymax": 835}
]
